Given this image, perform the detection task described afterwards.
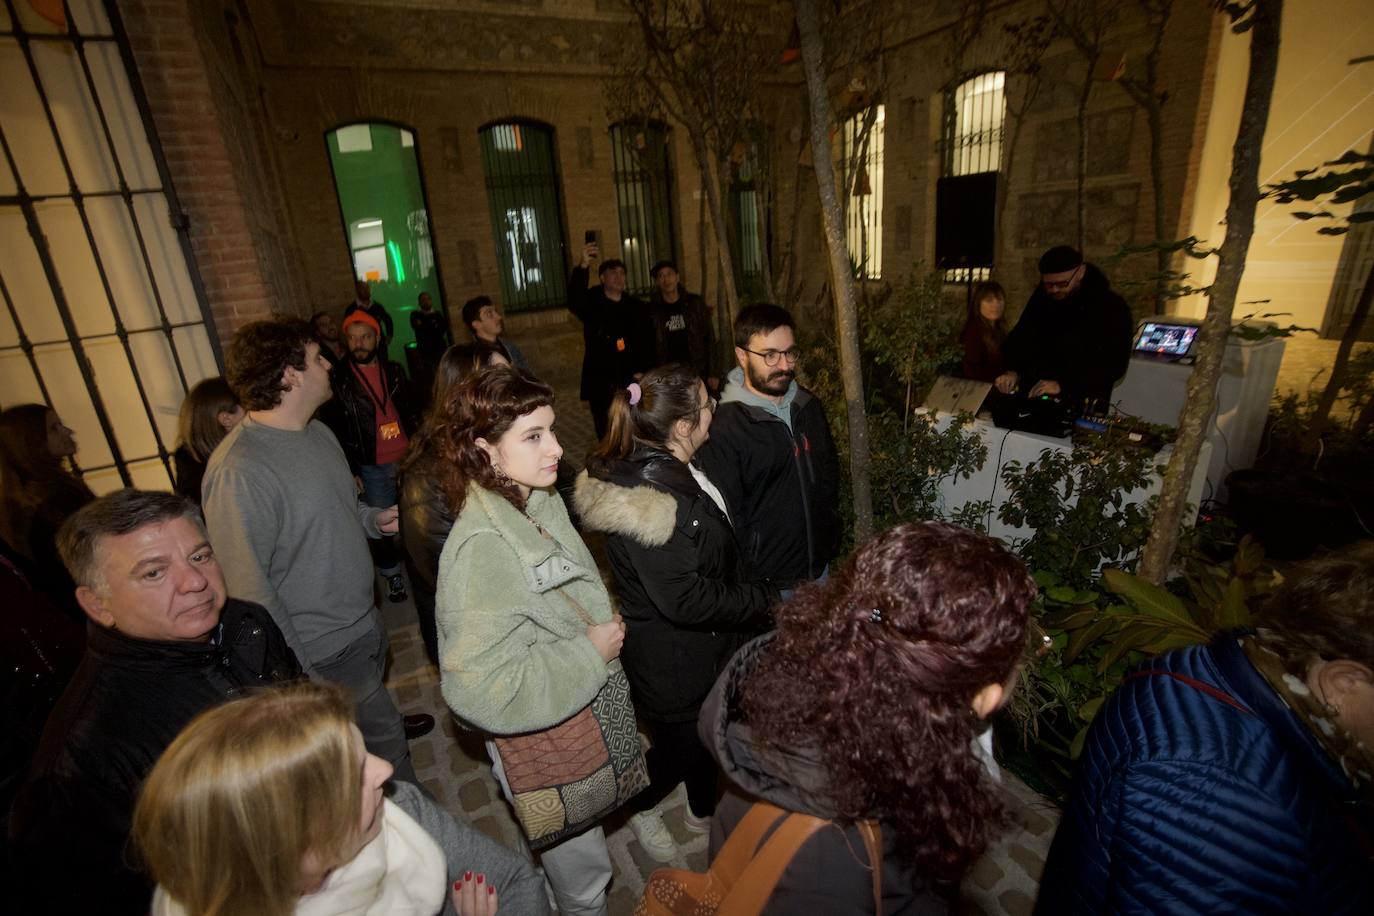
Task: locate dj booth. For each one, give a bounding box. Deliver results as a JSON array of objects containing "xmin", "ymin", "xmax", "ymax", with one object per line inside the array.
[
  {"xmin": 926, "ymin": 412, "xmax": 1212, "ymax": 544},
  {"xmin": 925, "ymin": 316, "xmax": 1283, "ymax": 541}
]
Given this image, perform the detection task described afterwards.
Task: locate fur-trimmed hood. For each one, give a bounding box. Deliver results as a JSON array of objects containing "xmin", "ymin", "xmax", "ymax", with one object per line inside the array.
[{"xmin": 573, "ymin": 469, "xmax": 680, "ymax": 548}]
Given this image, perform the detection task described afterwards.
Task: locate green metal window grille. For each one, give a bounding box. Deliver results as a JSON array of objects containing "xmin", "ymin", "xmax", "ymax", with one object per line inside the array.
[
  {"xmin": 610, "ymin": 121, "xmax": 677, "ymax": 294},
  {"xmin": 477, "ymin": 120, "xmax": 568, "ymax": 312}
]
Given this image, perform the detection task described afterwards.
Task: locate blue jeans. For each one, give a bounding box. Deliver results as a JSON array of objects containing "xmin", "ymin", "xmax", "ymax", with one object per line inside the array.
[{"xmin": 357, "ymin": 462, "xmax": 400, "ymax": 576}]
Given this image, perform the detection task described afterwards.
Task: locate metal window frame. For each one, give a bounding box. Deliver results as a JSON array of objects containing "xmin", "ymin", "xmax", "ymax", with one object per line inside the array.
[
  {"xmin": 609, "ymin": 119, "xmax": 678, "ymax": 295},
  {"xmin": 942, "ymin": 70, "xmax": 1007, "ymax": 283},
  {"xmin": 476, "ymin": 117, "xmax": 570, "ymax": 312},
  {"xmin": 0, "ymin": 0, "xmax": 222, "ymax": 487},
  {"xmin": 840, "ymin": 105, "xmax": 884, "ymax": 280},
  {"xmin": 322, "ymin": 118, "xmax": 452, "ymax": 331}
]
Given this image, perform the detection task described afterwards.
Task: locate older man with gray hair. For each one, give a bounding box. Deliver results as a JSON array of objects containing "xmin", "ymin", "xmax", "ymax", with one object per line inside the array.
[{"xmin": 6, "ymin": 489, "xmax": 300, "ymax": 915}]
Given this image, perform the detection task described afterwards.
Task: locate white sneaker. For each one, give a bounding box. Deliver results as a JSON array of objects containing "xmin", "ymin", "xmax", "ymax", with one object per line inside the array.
[
  {"xmin": 630, "ymin": 809, "xmax": 678, "ymax": 862},
  {"xmin": 682, "ymin": 812, "xmax": 711, "ymax": 835}
]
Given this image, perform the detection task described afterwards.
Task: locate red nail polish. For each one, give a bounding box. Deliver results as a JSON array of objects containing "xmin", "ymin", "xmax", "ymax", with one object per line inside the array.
[
  {"xmin": 454, "ymin": 880, "xmax": 462, "ymax": 890},
  {"xmin": 464, "ymin": 871, "xmax": 472, "ymax": 881},
  {"xmin": 488, "ymin": 885, "xmax": 495, "ymax": 896},
  {"xmin": 476, "ymin": 874, "xmax": 485, "ymax": 885}
]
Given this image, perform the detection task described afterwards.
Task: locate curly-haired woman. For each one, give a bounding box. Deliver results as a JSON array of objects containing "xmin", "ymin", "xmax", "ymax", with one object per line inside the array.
[
  {"xmin": 699, "ymin": 520, "xmax": 1035, "ymax": 913},
  {"xmin": 431, "ymin": 366, "xmax": 640, "ymax": 916}
]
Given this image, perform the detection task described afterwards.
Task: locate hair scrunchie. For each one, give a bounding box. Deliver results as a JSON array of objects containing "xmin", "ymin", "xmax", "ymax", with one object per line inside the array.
[{"xmin": 626, "ymin": 382, "xmax": 642, "ymax": 406}]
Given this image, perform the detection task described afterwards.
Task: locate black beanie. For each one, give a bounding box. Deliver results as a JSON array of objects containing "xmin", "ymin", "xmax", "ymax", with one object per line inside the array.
[{"xmin": 1038, "ymin": 245, "xmax": 1083, "ymax": 274}]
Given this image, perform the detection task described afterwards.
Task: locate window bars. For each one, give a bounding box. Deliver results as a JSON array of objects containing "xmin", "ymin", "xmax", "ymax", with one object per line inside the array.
[
  {"xmin": 477, "ymin": 120, "xmax": 568, "ymax": 311},
  {"xmin": 943, "ymin": 71, "xmax": 1007, "ymax": 283},
  {"xmin": 1, "ymin": 0, "xmax": 221, "ymax": 492},
  {"xmin": 610, "ymin": 121, "xmax": 677, "ymax": 295},
  {"xmin": 841, "ymin": 105, "xmax": 884, "ymax": 280}
]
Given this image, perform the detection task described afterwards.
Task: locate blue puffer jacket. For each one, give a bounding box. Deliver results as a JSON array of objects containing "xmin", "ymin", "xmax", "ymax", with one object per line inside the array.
[{"xmin": 1036, "ymin": 635, "xmax": 1373, "ymax": 915}]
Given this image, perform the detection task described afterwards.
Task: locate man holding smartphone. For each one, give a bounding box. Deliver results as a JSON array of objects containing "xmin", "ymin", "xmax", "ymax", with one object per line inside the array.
[{"xmin": 567, "ymin": 235, "xmax": 654, "ymax": 437}]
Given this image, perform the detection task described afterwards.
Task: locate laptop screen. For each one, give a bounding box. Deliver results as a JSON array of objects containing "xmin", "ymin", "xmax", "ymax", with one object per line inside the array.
[{"xmin": 1133, "ymin": 322, "xmax": 1199, "ymax": 358}]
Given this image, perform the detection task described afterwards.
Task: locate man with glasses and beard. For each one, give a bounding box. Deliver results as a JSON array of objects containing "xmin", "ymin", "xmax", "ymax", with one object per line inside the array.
[
  {"xmin": 994, "ymin": 245, "xmax": 1133, "ymax": 414},
  {"xmin": 698, "ymin": 304, "xmax": 840, "ymax": 593}
]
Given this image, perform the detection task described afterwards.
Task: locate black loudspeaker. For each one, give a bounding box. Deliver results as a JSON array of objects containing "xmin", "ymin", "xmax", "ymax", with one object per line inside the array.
[{"xmin": 935, "ymin": 173, "xmax": 997, "ymax": 269}]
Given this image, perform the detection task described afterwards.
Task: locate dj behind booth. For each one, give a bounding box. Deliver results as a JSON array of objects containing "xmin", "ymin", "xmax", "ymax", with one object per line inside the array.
[{"xmin": 926, "ymin": 305, "xmax": 1283, "ymax": 542}]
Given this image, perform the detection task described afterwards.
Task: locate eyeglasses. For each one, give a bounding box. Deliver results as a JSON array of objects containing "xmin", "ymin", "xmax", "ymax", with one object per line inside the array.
[
  {"xmin": 1041, "ymin": 266, "xmax": 1082, "ymax": 292},
  {"xmin": 702, "ymin": 395, "xmax": 717, "ymax": 414},
  {"xmin": 741, "ymin": 346, "xmax": 802, "ymax": 367}
]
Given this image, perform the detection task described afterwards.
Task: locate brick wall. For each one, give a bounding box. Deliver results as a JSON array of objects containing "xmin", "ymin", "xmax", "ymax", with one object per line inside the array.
[{"xmin": 118, "ymin": 0, "xmax": 301, "ymax": 349}]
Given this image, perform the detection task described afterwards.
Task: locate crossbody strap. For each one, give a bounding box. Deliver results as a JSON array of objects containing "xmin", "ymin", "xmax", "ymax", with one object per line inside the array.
[{"xmin": 718, "ymin": 809, "xmax": 829, "ymax": 916}]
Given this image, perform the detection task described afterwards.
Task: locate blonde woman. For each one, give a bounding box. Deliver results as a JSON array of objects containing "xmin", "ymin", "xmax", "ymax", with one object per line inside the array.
[{"xmin": 133, "ymin": 682, "xmax": 548, "ymax": 916}]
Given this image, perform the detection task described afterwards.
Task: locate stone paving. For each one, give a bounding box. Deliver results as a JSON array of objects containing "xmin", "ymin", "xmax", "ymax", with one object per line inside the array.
[{"xmin": 376, "ymin": 374, "xmax": 1059, "ymax": 914}]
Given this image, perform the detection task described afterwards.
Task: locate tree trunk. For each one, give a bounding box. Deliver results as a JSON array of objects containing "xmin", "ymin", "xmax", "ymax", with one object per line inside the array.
[
  {"xmin": 687, "ymin": 131, "xmax": 742, "ymax": 324},
  {"xmin": 1138, "ymin": 0, "xmax": 1283, "ymax": 583},
  {"xmin": 795, "ymin": 0, "xmax": 874, "ymax": 543},
  {"xmin": 1301, "ymin": 257, "xmax": 1374, "ymax": 452}
]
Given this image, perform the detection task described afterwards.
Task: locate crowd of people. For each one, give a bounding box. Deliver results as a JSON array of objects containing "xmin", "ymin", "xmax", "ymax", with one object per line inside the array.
[{"xmin": 2, "ymin": 250, "xmax": 1371, "ymax": 916}]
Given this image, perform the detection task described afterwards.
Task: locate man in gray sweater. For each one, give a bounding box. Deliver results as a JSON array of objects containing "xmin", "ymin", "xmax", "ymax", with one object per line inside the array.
[{"xmin": 203, "ymin": 318, "xmax": 419, "ymax": 783}]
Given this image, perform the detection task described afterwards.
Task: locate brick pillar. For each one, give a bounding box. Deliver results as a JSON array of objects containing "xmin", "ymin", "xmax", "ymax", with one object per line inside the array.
[{"xmin": 118, "ymin": 0, "xmax": 276, "ymax": 347}]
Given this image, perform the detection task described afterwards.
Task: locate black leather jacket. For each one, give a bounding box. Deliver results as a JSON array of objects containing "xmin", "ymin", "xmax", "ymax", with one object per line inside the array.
[
  {"xmin": 323, "ymin": 356, "xmax": 419, "ymax": 472},
  {"xmin": 7, "ymin": 599, "xmax": 300, "ymax": 915},
  {"xmin": 574, "ymin": 447, "xmax": 774, "ymax": 722},
  {"xmin": 398, "ymin": 446, "xmax": 452, "ymax": 614}
]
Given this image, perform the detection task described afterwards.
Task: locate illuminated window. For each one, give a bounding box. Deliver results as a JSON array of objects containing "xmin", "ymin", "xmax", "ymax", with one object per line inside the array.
[
  {"xmin": 841, "ymin": 105, "xmax": 884, "ymax": 280},
  {"xmin": 477, "ymin": 120, "xmax": 568, "ymax": 311},
  {"xmin": 326, "ymin": 123, "xmax": 443, "ymax": 358},
  {"xmin": 943, "ymin": 72, "xmax": 1006, "ymax": 282},
  {"xmin": 0, "ymin": 2, "xmax": 221, "ymax": 492},
  {"xmin": 610, "ymin": 121, "xmax": 677, "ymax": 294},
  {"xmin": 729, "ymin": 138, "xmax": 767, "ymax": 292}
]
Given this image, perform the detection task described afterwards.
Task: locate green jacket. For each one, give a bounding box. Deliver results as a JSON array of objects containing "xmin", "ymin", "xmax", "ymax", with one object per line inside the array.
[{"xmin": 436, "ymin": 484, "xmax": 614, "ymax": 734}]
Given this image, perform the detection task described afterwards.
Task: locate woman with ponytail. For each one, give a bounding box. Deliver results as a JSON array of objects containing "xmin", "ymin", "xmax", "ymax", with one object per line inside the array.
[
  {"xmin": 573, "ymin": 364, "xmax": 775, "ymax": 856},
  {"xmin": 698, "ymin": 521, "xmax": 1035, "ymax": 913}
]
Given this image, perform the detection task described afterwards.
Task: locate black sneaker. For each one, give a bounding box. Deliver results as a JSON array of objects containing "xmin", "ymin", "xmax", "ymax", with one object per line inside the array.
[{"xmin": 386, "ymin": 573, "xmax": 407, "ymax": 603}]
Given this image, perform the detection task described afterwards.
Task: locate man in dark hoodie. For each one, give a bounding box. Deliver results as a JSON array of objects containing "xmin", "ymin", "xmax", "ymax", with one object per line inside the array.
[
  {"xmin": 995, "ymin": 245, "xmax": 1134, "ymax": 413},
  {"xmin": 697, "ymin": 304, "xmax": 840, "ymax": 591}
]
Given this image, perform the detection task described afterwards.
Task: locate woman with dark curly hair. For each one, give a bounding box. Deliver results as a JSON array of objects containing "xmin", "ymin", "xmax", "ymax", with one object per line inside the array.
[
  {"xmin": 698, "ymin": 520, "xmax": 1035, "ymax": 913},
  {"xmin": 432, "ymin": 365, "xmax": 641, "ymax": 916}
]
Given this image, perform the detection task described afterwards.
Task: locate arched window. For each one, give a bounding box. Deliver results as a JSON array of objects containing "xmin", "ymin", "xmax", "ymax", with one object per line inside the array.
[
  {"xmin": 941, "ymin": 72, "xmax": 1006, "ymax": 282},
  {"xmin": 610, "ymin": 121, "xmax": 677, "ymax": 293},
  {"xmin": 326, "ymin": 122, "xmax": 444, "ymax": 360},
  {"xmin": 477, "ymin": 120, "xmax": 568, "ymax": 311},
  {"xmin": 945, "ymin": 71, "xmax": 1006, "ymax": 177}
]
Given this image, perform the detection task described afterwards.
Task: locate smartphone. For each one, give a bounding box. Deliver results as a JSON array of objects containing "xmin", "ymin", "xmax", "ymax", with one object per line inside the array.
[{"xmin": 584, "ymin": 229, "xmax": 597, "ymax": 245}]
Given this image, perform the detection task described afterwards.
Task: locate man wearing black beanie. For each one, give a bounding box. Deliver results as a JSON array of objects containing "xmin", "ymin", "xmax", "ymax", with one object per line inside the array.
[{"xmin": 994, "ymin": 245, "xmax": 1133, "ymax": 413}]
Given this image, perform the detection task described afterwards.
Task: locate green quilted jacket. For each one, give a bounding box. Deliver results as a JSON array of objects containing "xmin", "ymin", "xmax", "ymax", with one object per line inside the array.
[{"xmin": 436, "ymin": 483, "xmax": 614, "ymax": 735}]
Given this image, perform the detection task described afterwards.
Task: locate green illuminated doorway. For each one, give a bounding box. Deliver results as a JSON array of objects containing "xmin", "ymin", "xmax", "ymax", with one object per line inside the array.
[{"xmin": 326, "ymin": 122, "xmax": 445, "ymax": 367}]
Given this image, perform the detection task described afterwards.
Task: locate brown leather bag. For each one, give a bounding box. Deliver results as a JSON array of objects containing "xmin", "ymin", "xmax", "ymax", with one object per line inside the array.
[{"xmin": 636, "ymin": 800, "xmax": 884, "ymax": 915}]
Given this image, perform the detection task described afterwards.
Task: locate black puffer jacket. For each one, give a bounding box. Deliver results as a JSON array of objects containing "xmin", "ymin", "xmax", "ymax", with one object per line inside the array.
[
  {"xmin": 398, "ymin": 445, "xmax": 451, "ymax": 663},
  {"xmin": 323, "ymin": 356, "xmax": 419, "ymax": 472},
  {"xmin": 7, "ymin": 599, "xmax": 300, "ymax": 915},
  {"xmin": 699, "ymin": 636, "xmax": 954, "ymax": 915},
  {"xmin": 574, "ymin": 447, "xmax": 773, "ymax": 723}
]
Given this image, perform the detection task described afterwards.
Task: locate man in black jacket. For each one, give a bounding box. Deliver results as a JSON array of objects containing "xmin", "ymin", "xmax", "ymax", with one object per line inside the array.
[
  {"xmin": 568, "ymin": 242, "xmax": 654, "ymax": 437},
  {"xmin": 647, "ymin": 259, "xmax": 715, "ymax": 389},
  {"xmin": 323, "ymin": 310, "xmax": 419, "ymax": 602},
  {"xmin": 995, "ymin": 245, "xmax": 1134, "ymax": 414},
  {"xmin": 698, "ymin": 304, "xmax": 841, "ymax": 590},
  {"xmin": 6, "ymin": 489, "xmax": 300, "ymax": 915}
]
